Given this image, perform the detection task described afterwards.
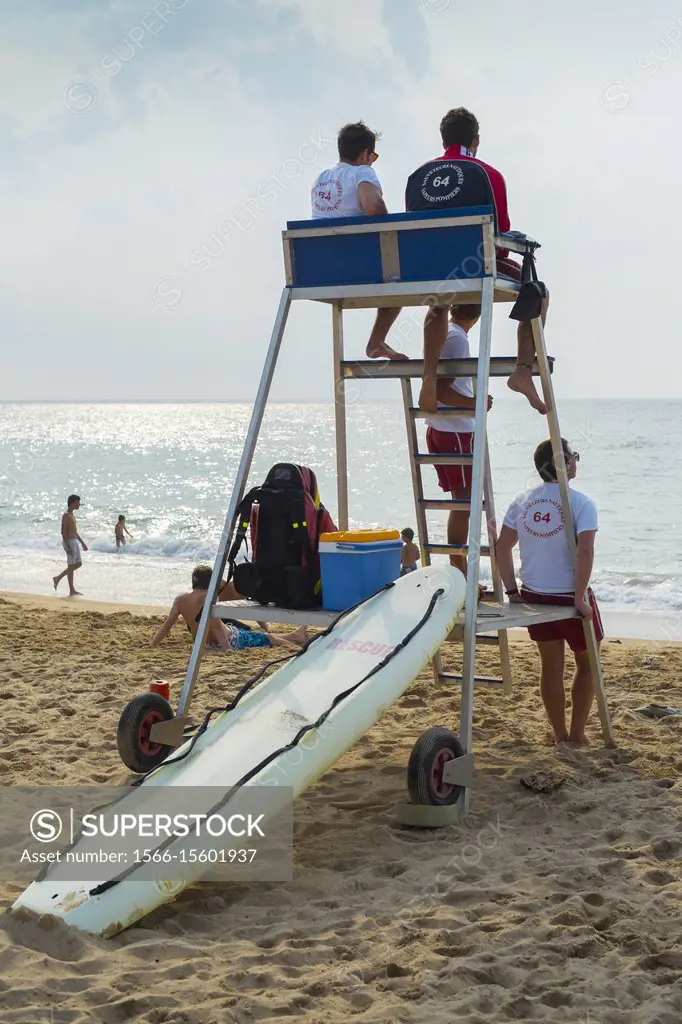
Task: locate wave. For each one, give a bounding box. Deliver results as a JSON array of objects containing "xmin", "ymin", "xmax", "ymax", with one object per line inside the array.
[
  {"xmin": 591, "ymin": 570, "xmax": 682, "ymax": 614},
  {"xmin": 88, "ymin": 536, "xmax": 217, "ymax": 561},
  {"xmin": 0, "ymin": 530, "xmax": 218, "ymax": 563},
  {"xmin": 0, "ymin": 530, "xmax": 680, "ymax": 613}
]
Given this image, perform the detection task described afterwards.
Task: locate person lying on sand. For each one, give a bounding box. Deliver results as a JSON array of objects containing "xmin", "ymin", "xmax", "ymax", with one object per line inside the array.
[
  {"xmin": 150, "ymin": 564, "xmax": 308, "ymax": 652},
  {"xmin": 311, "ymin": 121, "xmax": 408, "ymax": 361},
  {"xmin": 495, "ymin": 439, "xmax": 602, "ymax": 745}
]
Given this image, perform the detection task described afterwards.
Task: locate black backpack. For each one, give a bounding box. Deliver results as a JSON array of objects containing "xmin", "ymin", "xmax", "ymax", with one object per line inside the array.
[{"xmin": 227, "ymin": 464, "xmax": 335, "ymax": 609}]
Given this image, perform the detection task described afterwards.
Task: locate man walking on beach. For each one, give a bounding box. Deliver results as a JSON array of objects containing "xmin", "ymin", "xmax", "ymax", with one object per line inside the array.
[
  {"xmin": 425, "ymin": 304, "xmax": 491, "ymax": 597},
  {"xmin": 495, "ymin": 439, "xmax": 603, "ymax": 745},
  {"xmin": 53, "ymin": 494, "xmax": 88, "ymax": 596}
]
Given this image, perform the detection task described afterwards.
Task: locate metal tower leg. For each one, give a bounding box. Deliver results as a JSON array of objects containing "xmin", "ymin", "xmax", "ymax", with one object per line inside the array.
[
  {"xmin": 532, "ymin": 316, "xmax": 615, "ymax": 748},
  {"xmin": 483, "ymin": 437, "xmax": 513, "ymax": 694},
  {"xmin": 459, "ymin": 276, "xmax": 495, "ymax": 810},
  {"xmin": 332, "ymin": 302, "xmax": 349, "ymax": 530},
  {"xmin": 170, "ymin": 289, "xmax": 293, "ymax": 726}
]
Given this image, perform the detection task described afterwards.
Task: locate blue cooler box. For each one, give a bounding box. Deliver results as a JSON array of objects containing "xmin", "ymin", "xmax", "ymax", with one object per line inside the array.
[{"xmin": 319, "ymin": 531, "xmax": 403, "ymax": 611}]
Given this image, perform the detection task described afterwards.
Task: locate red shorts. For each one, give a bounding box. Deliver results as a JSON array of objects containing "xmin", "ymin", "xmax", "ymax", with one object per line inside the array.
[
  {"xmin": 497, "ymin": 256, "xmax": 522, "ymax": 280},
  {"xmin": 520, "ymin": 587, "xmax": 604, "ymax": 652},
  {"xmin": 426, "ymin": 427, "xmax": 473, "ymax": 494}
]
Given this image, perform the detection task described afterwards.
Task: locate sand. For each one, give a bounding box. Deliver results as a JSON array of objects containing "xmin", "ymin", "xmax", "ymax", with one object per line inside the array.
[{"xmin": 1, "ymin": 594, "xmax": 682, "ymax": 1023}]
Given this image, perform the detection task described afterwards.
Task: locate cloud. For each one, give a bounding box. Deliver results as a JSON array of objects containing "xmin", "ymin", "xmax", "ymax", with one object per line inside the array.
[{"xmin": 1, "ymin": 0, "xmax": 681, "ymax": 400}]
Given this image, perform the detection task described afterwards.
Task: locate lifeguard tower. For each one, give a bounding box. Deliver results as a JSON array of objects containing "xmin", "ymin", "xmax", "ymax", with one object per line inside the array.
[{"xmin": 150, "ymin": 190, "xmax": 614, "ymax": 813}]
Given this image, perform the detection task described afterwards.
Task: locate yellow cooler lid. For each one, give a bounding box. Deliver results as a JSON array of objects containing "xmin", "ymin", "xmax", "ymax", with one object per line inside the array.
[{"xmin": 320, "ymin": 529, "xmax": 401, "ymax": 543}]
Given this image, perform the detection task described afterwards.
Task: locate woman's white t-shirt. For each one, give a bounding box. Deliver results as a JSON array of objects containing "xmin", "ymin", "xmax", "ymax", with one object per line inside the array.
[
  {"xmin": 503, "ymin": 482, "xmax": 598, "ymax": 595},
  {"xmin": 311, "ymin": 162, "xmax": 383, "ymax": 219}
]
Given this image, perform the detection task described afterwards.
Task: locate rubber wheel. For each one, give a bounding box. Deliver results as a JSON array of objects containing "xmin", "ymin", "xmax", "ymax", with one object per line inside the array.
[
  {"xmin": 407, "ymin": 727, "xmax": 465, "ymax": 806},
  {"xmin": 117, "ymin": 693, "xmax": 175, "ymax": 773}
]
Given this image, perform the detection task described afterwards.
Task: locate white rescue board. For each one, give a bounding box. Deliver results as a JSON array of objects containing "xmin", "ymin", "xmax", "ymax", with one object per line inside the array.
[{"xmin": 13, "ymin": 565, "xmax": 466, "ymax": 936}]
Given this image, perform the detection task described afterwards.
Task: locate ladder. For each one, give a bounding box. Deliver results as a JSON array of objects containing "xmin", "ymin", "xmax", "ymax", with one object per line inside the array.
[
  {"xmin": 400, "ymin": 374, "xmax": 513, "ymax": 695},
  {"xmin": 149, "ymin": 207, "xmax": 615, "ymax": 812}
]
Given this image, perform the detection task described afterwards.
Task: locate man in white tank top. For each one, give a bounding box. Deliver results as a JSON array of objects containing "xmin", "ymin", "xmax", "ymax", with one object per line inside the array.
[
  {"xmin": 496, "ymin": 438, "xmax": 603, "ymax": 745},
  {"xmin": 425, "ymin": 304, "xmax": 492, "ymax": 590}
]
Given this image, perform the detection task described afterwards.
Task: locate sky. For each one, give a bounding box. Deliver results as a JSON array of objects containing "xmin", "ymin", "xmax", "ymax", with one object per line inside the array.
[{"xmin": 1, "ymin": 0, "xmax": 681, "ymax": 401}]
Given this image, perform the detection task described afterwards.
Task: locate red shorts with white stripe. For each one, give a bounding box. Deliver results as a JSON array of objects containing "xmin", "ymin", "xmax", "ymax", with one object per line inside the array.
[
  {"xmin": 425, "ymin": 427, "xmax": 473, "ymax": 494},
  {"xmin": 520, "ymin": 587, "xmax": 604, "ymax": 652}
]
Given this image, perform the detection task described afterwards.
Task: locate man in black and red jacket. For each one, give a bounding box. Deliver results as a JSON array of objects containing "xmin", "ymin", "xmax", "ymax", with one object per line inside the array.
[{"xmin": 366, "ymin": 107, "xmax": 548, "ymax": 416}]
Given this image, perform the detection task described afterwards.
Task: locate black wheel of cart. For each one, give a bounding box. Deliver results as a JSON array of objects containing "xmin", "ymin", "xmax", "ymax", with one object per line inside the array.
[{"xmin": 117, "ymin": 693, "xmax": 175, "ymax": 773}]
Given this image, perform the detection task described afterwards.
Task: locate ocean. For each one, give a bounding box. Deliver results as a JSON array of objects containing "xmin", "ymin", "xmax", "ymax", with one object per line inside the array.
[{"xmin": 1, "ymin": 400, "xmax": 680, "ymax": 641}]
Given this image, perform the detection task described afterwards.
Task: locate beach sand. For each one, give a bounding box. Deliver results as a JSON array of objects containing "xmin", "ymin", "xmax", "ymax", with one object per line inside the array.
[{"xmin": 1, "ymin": 593, "xmax": 682, "ymax": 1023}]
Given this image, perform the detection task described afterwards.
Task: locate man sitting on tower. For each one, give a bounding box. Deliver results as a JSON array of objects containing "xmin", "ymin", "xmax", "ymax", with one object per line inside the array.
[
  {"xmin": 495, "ymin": 439, "xmax": 603, "ymax": 745},
  {"xmin": 366, "ymin": 107, "xmax": 549, "ymax": 415},
  {"xmin": 311, "ymin": 121, "xmax": 407, "ymax": 361}
]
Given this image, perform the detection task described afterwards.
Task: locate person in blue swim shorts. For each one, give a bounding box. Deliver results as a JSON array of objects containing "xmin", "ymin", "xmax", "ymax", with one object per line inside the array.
[{"xmin": 151, "ymin": 564, "xmax": 309, "ymax": 651}]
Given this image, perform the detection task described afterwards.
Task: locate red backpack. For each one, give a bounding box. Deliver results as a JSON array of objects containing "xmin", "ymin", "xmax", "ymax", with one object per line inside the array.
[{"xmin": 227, "ymin": 464, "xmax": 337, "ymax": 609}]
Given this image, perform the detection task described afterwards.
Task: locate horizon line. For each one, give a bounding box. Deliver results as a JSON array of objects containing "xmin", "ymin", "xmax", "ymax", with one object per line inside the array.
[{"xmin": 1, "ymin": 396, "xmax": 681, "ymax": 405}]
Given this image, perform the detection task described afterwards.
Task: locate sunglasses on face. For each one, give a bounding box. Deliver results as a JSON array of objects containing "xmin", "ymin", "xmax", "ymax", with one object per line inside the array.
[
  {"xmin": 369, "ymin": 151, "xmax": 379, "ymax": 163},
  {"xmin": 567, "ymin": 451, "xmax": 580, "ymax": 462}
]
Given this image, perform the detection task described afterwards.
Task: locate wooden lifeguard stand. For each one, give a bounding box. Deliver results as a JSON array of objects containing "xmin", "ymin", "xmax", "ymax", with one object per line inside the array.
[{"xmin": 152, "ymin": 204, "xmax": 614, "ymax": 812}]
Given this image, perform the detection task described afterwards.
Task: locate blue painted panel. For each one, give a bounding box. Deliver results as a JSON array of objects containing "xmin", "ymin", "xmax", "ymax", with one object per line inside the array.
[
  {"xmin": 291, "ymin": 234, "xmax": 383, "ymax": 287},
  {"xmin": 286, "ymin": 206, "xmax": 497, "ymax": 288},
  {"xmin": 397, "ymin": 224, "xmax": 487, "ymax": 282}
]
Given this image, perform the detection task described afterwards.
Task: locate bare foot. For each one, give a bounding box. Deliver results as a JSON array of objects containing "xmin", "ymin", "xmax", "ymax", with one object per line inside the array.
[
  {"xmin": 365, "ymin": 340, "xmax": 409, "ymax": 361},
  {"xmin": 507, "ymin": 368, "xmax": 547, "ymax": 414},
  {"xmin": 53, "ymin": 576, "xmax": 60, "ymax": 591},
  {"xmin": 68, "ymin": 590, "xmax": 83, "ymax": 597},
  {"xmin": 568, "ymin": 734, "xmax": 590, "ymax": 746},
  {"xmin": 418, "ymin": 377, "xmax": 438, "ymax": 414},
  {"xmin": 290, "ymin": 625, "xmax": 310, "ymax": 647}
]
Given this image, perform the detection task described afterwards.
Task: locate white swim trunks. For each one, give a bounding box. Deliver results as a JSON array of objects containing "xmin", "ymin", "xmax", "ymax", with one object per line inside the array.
[{"xmin": 63, "ymin": 538, "xmax": 82, "ymax": 565}]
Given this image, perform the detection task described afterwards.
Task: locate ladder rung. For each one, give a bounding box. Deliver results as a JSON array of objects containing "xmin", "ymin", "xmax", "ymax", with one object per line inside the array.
[
  {"xmin": 446, "ymin": 626, "xmax": 501, "ymax": 645},
  {"xmin": 438, "ymin": 673, "xmax": 504, "ymax": 689},
  {"xmin": 415, "ymin": 453, "xmax": 473, "ymax": 466},
  {"xmin": 341, "ymin": 357, "xmax": 553, "ymax": 380},
  {"xmin": 418, "ymin": 498, "xmax": 477, "ymax": 511},
  {"xmin": 425, "ymin": 544, "xmax": 491, "ymax": 556}
]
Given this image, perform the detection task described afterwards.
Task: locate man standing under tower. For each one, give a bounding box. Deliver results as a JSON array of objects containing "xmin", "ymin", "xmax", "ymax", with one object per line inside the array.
[{"xmin": 425, "ymin": 303, "xmax": 491, "ymax": 598}]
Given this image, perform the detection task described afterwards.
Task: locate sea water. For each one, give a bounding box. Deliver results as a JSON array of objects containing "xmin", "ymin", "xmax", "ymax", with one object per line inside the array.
[{"xmin": 0, "ymin": 400, "xmax": 680, "ymax": 640}]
